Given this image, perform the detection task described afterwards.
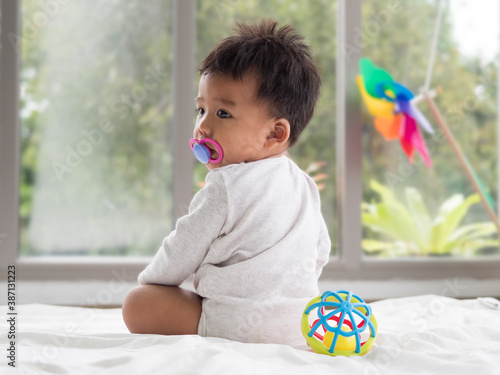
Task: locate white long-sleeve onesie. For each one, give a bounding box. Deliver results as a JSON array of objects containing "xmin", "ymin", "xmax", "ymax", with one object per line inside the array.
[{"xmin": 138, "ymin": 155, "xmax": 331, "ymax": 347}]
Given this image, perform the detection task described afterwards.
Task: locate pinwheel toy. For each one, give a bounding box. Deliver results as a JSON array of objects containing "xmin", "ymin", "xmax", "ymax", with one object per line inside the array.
[{"xmin": 357, "ymin": 58, "xmax": 434, "ymax": 167}]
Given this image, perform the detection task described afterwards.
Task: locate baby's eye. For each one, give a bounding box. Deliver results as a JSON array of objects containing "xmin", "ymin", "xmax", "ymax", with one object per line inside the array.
[
  {"xmin": 217, "ymin": 109, "xmax": 230, "ymax": 118},
  {"xmin": 196, "ymin": 107, "xmax": 205, "ymax": 117}
]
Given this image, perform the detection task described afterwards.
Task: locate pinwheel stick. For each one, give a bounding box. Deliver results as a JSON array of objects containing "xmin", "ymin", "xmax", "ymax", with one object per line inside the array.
[{"xmin": 423, "ymin": 92, "xmax": 500, "ymax": 233}]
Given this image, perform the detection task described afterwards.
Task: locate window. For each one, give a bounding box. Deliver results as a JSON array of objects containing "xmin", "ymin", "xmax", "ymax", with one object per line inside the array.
[
  {"xmin": 0, "ymin": 0, "xmax": 20, "ymax": 269},
  {"xmin": 321, "ymin": 0, "xmax": 500, "ymax": 280},
  {"xmin": 195, "ymin": 0, "xmax": 338, "ymax": 255},
  {"xmin": 20, "ymin": 0, "xmax": 175, "ymax": 256},
  {"xmin": 362, "ymin": 0, "xmax": 499, "ymax": 259},
  {"xmin": 1, "ymin": 0, "xmax": 499, "ymax": 287}
]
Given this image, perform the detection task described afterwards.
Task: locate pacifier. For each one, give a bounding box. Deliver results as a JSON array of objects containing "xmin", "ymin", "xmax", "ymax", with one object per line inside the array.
[{"xmin": 189, "ymin": 138, "xmax": 223, "ymax": 164}]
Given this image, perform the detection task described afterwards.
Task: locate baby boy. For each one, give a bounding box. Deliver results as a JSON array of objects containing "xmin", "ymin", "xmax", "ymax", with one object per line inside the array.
[{"xmin": 122, "ymin": 19, "xmax": 331, "ymax": 347}]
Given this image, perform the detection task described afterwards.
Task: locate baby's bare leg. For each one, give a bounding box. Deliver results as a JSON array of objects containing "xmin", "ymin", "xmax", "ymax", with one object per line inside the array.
[{"xmin": 122, "ymin": 284, "xmax": 202, "ymax": 335}]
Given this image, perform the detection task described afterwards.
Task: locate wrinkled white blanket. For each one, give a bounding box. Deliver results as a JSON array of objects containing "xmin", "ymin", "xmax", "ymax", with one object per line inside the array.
[{"xmin": 1, "ymin": 294, "xmax": 500, "ymax": 374}]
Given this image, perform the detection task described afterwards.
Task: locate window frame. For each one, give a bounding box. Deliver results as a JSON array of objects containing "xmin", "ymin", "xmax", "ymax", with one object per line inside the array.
[
  {"xmin": 0, "ymin": 0, "xmax": 21, "ymax": 273},
  {"xmin": 1, "ymin": 0, "xmax": 499, "ymax": 283},
  {"xmin": 324, "ymin": 0, "xmax": 500, "ymax": 280}
]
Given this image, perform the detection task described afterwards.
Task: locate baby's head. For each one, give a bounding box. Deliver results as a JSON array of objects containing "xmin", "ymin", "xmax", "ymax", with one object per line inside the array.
[{"xmin": 194, "ymin": 19, "xmax": 321, "ymax": 170}]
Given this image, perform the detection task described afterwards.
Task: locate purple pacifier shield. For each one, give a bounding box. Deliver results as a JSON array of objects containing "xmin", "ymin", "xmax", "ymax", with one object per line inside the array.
[{"xmin": 192, "ymin": 143, "xmax": 211, "ymax": 164}]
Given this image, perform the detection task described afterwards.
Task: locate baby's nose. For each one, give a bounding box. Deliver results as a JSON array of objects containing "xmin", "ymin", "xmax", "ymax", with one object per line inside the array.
[
  {"xmin": 194, "ymin": 127, "xmax": 207, "ymax": 140},
  {"xmin": 196, "ymin": 119, "xmax": 212, "ymax": 138}
]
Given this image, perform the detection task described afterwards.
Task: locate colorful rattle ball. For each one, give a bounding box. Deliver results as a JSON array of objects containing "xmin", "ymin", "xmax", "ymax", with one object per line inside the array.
[{"xmin": 301, "ymin": 290, "xmax": 377, "ymax": 356}]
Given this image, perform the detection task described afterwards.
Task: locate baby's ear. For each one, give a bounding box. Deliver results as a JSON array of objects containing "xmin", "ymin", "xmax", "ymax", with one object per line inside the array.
[{"xmin": 265, "ymin": 118, "xmax": 290, "ymax": 149}]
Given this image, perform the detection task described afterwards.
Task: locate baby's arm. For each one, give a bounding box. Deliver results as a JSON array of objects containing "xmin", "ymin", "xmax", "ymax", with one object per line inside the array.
[
  {"xmin": 138, "ymin": 171, "xmax": 227, "ymax": 286},
  {"xmin": 122, "ymin": 172, "xmax": 227, "ymax": 336}
]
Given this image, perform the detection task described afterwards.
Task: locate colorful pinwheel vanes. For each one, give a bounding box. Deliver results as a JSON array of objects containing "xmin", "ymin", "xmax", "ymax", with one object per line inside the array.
[{"xmin": 357, "ymin": 58, "xmax": 434, "ymax": 167}]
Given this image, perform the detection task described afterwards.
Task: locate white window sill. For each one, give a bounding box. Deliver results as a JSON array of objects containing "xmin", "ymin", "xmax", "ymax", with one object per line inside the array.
[
  {"xmin": 16, "ymin": 278, "xmax": 500, "ymax": 306},
  {"xmin": 10, "ymin": 256, "xmax": 500, "ymax": 305}
]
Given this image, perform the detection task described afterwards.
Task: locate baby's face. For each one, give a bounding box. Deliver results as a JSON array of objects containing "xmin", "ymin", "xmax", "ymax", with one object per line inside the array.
[{"xmin": 194, "ymin": 72, "xmax": 277, "ymax": 170}]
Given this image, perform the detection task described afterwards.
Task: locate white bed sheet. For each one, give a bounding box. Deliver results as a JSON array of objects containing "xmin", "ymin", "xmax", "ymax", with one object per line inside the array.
[{"xmin": 1, "ymin": 294, "xmax": 500, "ymax": 375}]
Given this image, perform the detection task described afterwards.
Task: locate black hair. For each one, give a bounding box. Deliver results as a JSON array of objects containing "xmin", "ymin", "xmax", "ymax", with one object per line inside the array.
[{"xmin": 199, "ymin": 19, "xmax": 321, "ymax": 146}]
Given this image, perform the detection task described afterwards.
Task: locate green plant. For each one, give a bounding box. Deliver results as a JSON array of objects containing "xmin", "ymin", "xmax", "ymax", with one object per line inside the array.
[{"xmin": 362, "ymin": 180, "xmax": 499, "ymax": 257}]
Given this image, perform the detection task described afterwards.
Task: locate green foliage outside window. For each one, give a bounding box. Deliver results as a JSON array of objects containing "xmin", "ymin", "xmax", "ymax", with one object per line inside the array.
[
  {"xmin": 18, "ymin": 0, "xmax": 498, "ymax": 257},
  {"xmin": 362, "ymin": 180, "xmax": 499, "ymax": 257}
]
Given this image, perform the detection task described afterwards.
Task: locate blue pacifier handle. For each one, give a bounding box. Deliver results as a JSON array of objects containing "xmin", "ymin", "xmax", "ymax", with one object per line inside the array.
[
  {"xmin": 192, "ymin": 143, "xmax": 211, "ymax": 164},
  {"xmin": 190, "ymin": 138, "xmax": 224, "ymax": 164}
]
